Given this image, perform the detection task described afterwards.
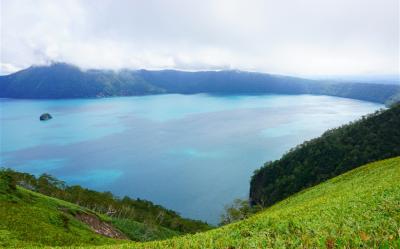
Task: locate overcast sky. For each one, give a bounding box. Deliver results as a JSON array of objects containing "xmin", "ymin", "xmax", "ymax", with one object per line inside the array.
[{"xmin": 1, "ymin": 0, "xmax": 399, "ymax": 76}]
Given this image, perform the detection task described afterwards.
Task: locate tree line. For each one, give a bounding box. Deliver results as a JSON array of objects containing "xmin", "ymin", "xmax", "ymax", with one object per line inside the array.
[
  {"xmin": 250, "ymin": 103, "xmax": 400, "ymax": 207},
  {"xmin": 0, "ymin": 169, "xmax": 211, "ymax": 234}
]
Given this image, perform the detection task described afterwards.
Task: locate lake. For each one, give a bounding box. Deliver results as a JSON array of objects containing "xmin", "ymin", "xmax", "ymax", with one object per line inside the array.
[{"xmin": 0, "ymin": 94, "xmax": 383, "ymax": 224}]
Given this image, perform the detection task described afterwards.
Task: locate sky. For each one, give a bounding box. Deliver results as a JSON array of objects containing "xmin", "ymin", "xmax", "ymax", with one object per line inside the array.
[{"xmin": 1, "ymin": 0, "xmax": 399, "ymax": 76}]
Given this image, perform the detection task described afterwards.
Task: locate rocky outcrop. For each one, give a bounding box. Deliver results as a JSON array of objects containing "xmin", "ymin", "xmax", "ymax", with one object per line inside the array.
[{"xmin": 39, "ymin": 113, "xmax": 52, "ymax": 121}]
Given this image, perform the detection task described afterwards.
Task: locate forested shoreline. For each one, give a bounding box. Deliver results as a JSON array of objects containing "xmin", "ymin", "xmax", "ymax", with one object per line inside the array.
[{"xmin": 250, "ymin": 103, "xmax": 400, "ymax": 207}]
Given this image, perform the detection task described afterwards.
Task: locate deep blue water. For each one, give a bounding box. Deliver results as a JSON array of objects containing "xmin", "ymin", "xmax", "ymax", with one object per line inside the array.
[{"xmin": 0, "ymin": 94, "xmax": 382, "ymax": 224}]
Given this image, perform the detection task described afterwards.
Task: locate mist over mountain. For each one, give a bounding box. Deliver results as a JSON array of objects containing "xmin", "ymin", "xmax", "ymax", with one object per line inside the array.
[
  {"xmin": 312, "ymin": 74, "xmax": 400, "ymax": 85},
  {"xmin": 1, "ymin": 63, "xmax": 399, "ymax": 104}
]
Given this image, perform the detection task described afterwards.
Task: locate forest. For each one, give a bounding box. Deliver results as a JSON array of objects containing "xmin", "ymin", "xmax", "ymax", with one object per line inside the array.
[{"xmin": 250, "ymin": 103, "xmax": 400, "ymax": 207}]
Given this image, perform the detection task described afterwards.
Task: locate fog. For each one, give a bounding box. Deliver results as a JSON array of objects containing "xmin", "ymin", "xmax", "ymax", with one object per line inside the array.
[{"xmin": 1, "ymin": 0, "xmax": 398, "ymax": 76}]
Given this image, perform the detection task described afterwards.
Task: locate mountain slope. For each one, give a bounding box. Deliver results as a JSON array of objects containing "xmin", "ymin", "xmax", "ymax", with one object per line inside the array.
[
  {"xmin": 0, "ymin": 182, "xmax": 127, "ymax": 247},
  {"xmin": 1, "ymin": 63, "xmax": 399, "ymax": 104},
  {"xmin": 92, "ymin": 157, "xmax": 400, "ymax": 248},
  {"xmin": 1, "ymin": 169, "xmax": 211, "ymax": 242},
  {"xmin": 0, "ymin": 63, "xmax": 164, "ymax": 98},
  {"xmin": 250, "ymin": 103, "xmax": 400, "ymax": 207}
]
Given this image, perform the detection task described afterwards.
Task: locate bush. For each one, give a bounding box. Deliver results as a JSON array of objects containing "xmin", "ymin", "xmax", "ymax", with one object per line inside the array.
[
  {"xmin": 0, "ymin": 170, "xmax": 17, "ymax": 193},
  {"xmin": 219, "ymin": 198, "xmax": 262, "ymax": 226}
]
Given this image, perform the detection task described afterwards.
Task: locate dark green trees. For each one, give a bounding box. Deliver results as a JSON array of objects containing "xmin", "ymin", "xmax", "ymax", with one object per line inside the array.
[
  {"xmin": 0, "ymin": 171, "xmax": 17, "ymax": 193},
  {"xmin": 250, "ymin": 104, "xmax": 400, "ymax": 207}
]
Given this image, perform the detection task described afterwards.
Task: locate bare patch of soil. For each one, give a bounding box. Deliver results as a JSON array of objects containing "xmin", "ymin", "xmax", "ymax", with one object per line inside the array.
[{"xmin": 75, "ymin": 213, "xmax": 128, "ymax": 239}]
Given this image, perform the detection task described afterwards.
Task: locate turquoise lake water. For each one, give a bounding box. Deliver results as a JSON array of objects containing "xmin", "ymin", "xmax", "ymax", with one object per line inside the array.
[{"xmin": 0, "ymin": 94, "xmax": 383, "ymax": 224}]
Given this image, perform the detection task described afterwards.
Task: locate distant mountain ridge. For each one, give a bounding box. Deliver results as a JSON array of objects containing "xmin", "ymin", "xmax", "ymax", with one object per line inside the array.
[{"xmin": 1, "ymin": 63, "xmax": 399, "ymax": 104}]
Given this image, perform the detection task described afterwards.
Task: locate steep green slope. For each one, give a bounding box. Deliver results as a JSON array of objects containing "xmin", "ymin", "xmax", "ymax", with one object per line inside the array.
[
  {"xmin": 111, "ymin": 219, "xmax": 179, "ymax": 242},
  {"xmin": 250, "ymin": 103, "xmax": 400, "ymax": 207},
  {"xmin": 0, "ymin": 178, "xmax": 185, "ymax": 248},
  {"xmin": 94, "ymin": 157, "xmax": 400, "ymax": 248},
  {"xmin": 3, "ymin": 169, "xmax": 211, "ymax": 236},
  {"xmin": 0, "ymin": 184, "xmax": 126, "ymax": 247}
]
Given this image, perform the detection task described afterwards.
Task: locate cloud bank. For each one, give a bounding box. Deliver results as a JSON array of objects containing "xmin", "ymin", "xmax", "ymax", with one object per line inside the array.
[{"xmin": 1, "ymin": 0, "xmax": 399, "ymax": 76}]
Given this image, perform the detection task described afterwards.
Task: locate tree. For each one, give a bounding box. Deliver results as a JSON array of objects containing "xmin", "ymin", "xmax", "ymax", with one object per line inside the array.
[
  {"xmin": 219, "ymin": 198, "xmax": 262, "ymax": 226},
  {"xmin": 0, "ymin": 170, "xmax": 17, "ymax": 193}
]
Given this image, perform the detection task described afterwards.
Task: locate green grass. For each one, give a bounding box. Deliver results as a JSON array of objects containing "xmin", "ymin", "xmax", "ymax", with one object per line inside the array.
[
  {"xmin": 2, "ymin": 157, "xmax": 400, "ymax": 248},
  {"xmin": 0, "ymin": 186, "xmax": 126, "ymax": 248},
  {"xmin": 111, "ymin": 218, "xmax": 179, "ymax": 242},
  {"xmin": 0, "ymin": 177, "xmax": 186, "ymax": 248},
  {"xmin": 93, "ymin": 157, "xmax": 400, "ymax": 249}
]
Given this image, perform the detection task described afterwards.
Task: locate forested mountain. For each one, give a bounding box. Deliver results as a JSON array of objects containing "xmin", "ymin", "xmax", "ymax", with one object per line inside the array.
[
  {"xmin": 1, "ymin": 63, "xmax": 399, "ymax": 104},
  {"xmin": 250, "ymin": 103, "xmax": 400, "ymax": 207}
]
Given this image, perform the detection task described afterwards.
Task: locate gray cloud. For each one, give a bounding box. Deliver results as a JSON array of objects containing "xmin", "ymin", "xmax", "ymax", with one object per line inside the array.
[{"xmin": 1, "ymin": 0, "xmax": 399, "ymax": 76}]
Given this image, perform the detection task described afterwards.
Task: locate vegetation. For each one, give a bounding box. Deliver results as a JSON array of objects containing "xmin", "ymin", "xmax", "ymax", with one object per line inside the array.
[
  {"xmin": 2, "ymin": 126, "xmax": 400, "ymax": 248},
  {"xmin": 2, "ymin": 65, "xmax": 399, "ymax": 247},
  {"xmin": 1, "ymin": 63, "xmax": 399, "ymax": 104},
  {"xmin": 111, "ymin": 218, "xmax": 179, "ymax": 242},
  {"xmin": 387, "ymin": 91, "xmax": 400, "ymax": 106},
  {"xmin": 0, "ymin": 176, "xmax": 125, "ymax": 247},
  {"xmin": 250, "ymin": 103, "xmax": 400, "ymax": 207},
  {"xmin": 219, "ymin": 198, "xmax": 261, "ymax": 226},
  {"xmin": 90, "ymin": 157, "xmax": 400, "ymax": 248},
  {"xmin": 0, "ymin": 169, "xmax": 211, "ymax": 238}
]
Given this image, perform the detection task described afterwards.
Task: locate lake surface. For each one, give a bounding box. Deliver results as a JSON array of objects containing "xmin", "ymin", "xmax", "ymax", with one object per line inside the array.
[{"xmin": 0, "ymin": 94, "xmax": 382, "ymax": 224}]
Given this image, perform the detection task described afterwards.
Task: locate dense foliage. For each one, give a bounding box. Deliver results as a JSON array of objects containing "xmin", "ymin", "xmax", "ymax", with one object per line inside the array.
[
  {"xmin": 250, "ymin": 104, "xmax": 400, "ymax": 207},
  {"xmin": 90, "ymin": 157, "xmax": 400, "ymax": 248},
  {"xmin": 0, "ymin": 169, "xmax": 211, "ymax": 235},
  {"xmin": 1, "ymin": 63, "xmax": 399, "ymax": 104}
]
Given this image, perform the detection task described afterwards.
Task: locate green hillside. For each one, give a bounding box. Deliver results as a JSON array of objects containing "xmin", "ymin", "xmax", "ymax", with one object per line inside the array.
[
  {"xmin": 0, "ymin": 178, "xmax": 185, "ymax": 248},
  {"xmin": 1, "ymin": 158, "xmax": 399, "ymax": 248},
  {"xmin": 250, "ymin": 103, "xmax": 400, "ymax": 208},
  {"xmin": 0, "ymin": 184, "xmax": 126, "ymax": 248},
  {"xmin": 110, "ymin": 218, "xmax": 178, "ymax": 242},
  {"xmin": 0, "ymin": 169, "xmax": 210, "ymax": 247},
  {"xmin": 90, "ymin": 157, "xmax": 400, "ymax": 249}
]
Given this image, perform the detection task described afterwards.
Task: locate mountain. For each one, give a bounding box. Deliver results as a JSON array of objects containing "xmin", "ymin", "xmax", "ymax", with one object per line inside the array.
[
  {"xmin": 1, "ymin": 63, "xmax": 399, "ymax": 104},
  {"xmin": 250, "ymin": 103, "xmax": 400, "ymax": 208},
  {"xmin": 0, "ymin": 63, "xmax": 164, "ymax": 98}
]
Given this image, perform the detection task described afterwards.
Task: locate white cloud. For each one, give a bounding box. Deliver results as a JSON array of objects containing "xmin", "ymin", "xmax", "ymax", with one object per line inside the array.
[{"xmin": 1, "ymin": 0, "xmax": 399, "ymax": 76}]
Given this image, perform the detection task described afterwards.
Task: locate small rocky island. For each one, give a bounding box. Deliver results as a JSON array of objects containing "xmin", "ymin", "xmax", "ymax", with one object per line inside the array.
[{"xmin": 39, "ymin": 113, "xmax": 52, "ymax": 121}]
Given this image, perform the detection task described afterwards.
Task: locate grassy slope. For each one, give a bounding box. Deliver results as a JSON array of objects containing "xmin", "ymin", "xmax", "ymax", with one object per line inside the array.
[
  {"xmin": 95, "ymin": 157, "xmax": 400, "ymax": 249},
  {"xmin": 0, "ymin": 186, "xmax": 182, "ymax": 248},
  {"xmin": 0, "ymin": 186, "xmax": 126, "ymax": 248},
  {"xmin": 111, "ymin": 219, "xmax": 179, "ymax": 242}
]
